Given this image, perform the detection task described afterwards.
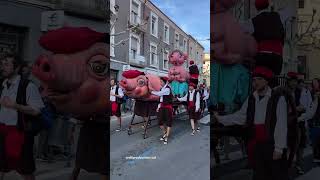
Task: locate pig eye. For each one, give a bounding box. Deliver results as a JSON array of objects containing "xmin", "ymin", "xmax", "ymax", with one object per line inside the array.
[
  {"xmin": 137, "ymin": 79, "xmax": 146, "ymax": 87},
  {"xmin": 89, "ymin": 62, "xmax": 108, "ymax": 76}
]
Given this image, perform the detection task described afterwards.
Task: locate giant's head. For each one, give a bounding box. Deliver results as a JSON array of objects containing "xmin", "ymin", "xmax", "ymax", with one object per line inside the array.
[{"xmin": 32, "ymin": 27, "xmax": 109, "ymax": 117}]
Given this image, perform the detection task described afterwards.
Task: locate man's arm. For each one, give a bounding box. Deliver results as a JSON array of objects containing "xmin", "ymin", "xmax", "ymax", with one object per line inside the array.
[
  {"xmin": 23, "ymin": 83, "xmax": 45, "ymax": 116},
  {"xmin": 151, "ymin": 88, "xmax": 170, "ymax": 97},
  {"xmin": 299, "ymin": 97, "xmax": 318, "ymax": 122},
  {"xmin": 177, "ymin": 93, "xmax": 188, "ymax": 102},
  {"xmin": 274, "ymin": 96, "xmax": 288, "ymax": 154},
  {"xmin": 216, "ymin": 98, "xmax": 248, "ymax": 126}
]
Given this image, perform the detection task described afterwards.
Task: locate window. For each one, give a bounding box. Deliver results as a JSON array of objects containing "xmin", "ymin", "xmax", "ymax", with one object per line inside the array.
[
  {"xmin": 163, "ymin": 50, "xmax": 169, "ymax": 69},
  {"xmin": 163, "ymin": 23, "xmax": 170, "ymax": 44},
  {"xmin": 150, "ymin": 42, "xmax": 158, "ymax": 67},
  {"xmin": 190, "ymin": 47, "xmax": 193, "ymax": 57},
  {"xmin": 298, "ymin": 0, "xmax": 305, "ymax": 9},
  {"xmin": 175, "ymin": 33, "xmax": 179, "ymax": 48},
  {"xmin": 150, "ymin": 12, "xmax": 158, "ymax": 37},
  {"xmin": 183, "ymin": 39, "xmax": 187, "ymax": 52},
  {"xmin": 131, "ymin": 0, "xmax": 141, "ymax": 25},
  {"xmin": 130, "ymin": 34, "xmax": 140, "ymax": 60}
]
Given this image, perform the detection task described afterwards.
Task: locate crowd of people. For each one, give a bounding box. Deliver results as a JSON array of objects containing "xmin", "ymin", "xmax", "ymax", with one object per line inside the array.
[
  {"xmin": 211, "ymin": 0, "xmax": 320, "ymax": 179},
  {"xmin": 110, "ymin": 76, "xmax": 210, "ymax": 144}
]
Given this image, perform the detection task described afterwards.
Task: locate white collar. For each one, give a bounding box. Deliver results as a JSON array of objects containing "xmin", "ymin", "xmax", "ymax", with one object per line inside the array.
[{"xmin": 253, "ymin": 86, "xmax": 272, "ymax": 99}]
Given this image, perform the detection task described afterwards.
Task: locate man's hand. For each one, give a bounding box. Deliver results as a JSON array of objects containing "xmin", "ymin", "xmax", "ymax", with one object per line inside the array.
[
  {"xmin": 273, "ymin": 150, "xmax": 282, "ymax": 160},
  {"xmin": 0, "ymin": 96, "xmax": 17, "ymax": 109},
  {"xmin": 156, "ymin": 107, "xmax": 160, "ymax": 112},
  {"xmin": 110, "ymin": 92, "xmax": 115, "ymax": 96},
  {"xmin": 296, "ymin": 105, "xmax": 305, "ymax": 112}
]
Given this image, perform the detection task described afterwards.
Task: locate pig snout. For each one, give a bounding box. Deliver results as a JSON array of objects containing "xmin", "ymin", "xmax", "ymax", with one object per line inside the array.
[
  {"xmin": 119, "ymin": 79, "xmax": 135, "ymax": 91},
  {"xmin": 32, "ymin": 55, "xmax": 56, "ymax": 82}
]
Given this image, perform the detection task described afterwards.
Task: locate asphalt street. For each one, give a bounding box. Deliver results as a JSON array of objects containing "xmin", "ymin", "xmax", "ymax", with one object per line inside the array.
[{"xmin": 110, "ymin": 111, "xmax": 210, "ymax": 180}]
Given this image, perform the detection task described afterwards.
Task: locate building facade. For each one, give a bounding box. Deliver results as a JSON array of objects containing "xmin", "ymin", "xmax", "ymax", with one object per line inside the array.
[
  {"xmin": 110, "ymin": 0, "xmax": 205, "ymax": 81},
  {"xmin": 0, "ymin": 0, "xmax": 107, "ymax": 83},
  {"xmin": 297, "ymin": 0, "xmax": 320, "ymax": 79}
]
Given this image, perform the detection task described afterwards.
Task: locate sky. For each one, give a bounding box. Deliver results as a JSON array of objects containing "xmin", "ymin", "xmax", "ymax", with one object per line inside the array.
[{"xmin": 151, "ymin": 0, "xmax": 210, "ymax": 52}]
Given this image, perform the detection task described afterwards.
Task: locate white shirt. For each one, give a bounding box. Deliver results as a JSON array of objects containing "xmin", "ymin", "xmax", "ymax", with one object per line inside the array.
[
  {"xmin": 299, "ymin": 96, "xmax": 319, "ymax": 122},
  {"xmin": 151, "ymin": 83, "xmax": 170, "ymax": 103},
  {"xmin": 110, "ymin": 85, "xmax": 124, "ymax": 102},
  {"xmin": 299, "ymin": 87, "xmax": 313, "ymax": 112},
  {"xmin": 202, "ymin": 89, "xmax": 209, "ymax": 101},
  {"xmin": 218, "ymin": 87, "xmax": 288, "ymax": 153},
  {"xmin": 0, "ymin": 75, "xmax": 45, "ymax": 126},
  {"xmin": 178, "ymin": 89, "xmax": 200, "ymax": 111}
]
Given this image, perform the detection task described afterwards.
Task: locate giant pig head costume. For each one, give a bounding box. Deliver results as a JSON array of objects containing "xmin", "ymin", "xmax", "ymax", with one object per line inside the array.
[
  {"xmin": 168, "ymin": 50, "xmax": 189, "ymax": 82},
  {"xmin": 32, "ymin": 27, "xmax": 109, "ymax": 118},
  {"xmin": 119, "ymin": 70, "xmax": 161, "ymax": 101},
  {"xmin": 212, "ymin": 0, "xmax": 257, "ymax": 64}
]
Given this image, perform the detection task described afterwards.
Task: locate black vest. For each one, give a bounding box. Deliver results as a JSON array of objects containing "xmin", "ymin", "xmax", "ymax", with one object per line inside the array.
[
  {"xmin": 246, "ymin": 88, "xmax": 298, "ymax": 145},
  {"xmin": 252, "ymin": 11, "xmax": 285, "ymax": 43},
  {"xmin": 162, "ymin": 86, "xmax": 173, "ymax": 104}
]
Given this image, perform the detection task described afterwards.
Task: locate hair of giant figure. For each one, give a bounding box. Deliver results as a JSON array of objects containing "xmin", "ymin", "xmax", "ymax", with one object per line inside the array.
[{"xmin": 169, "ymin": 50, "xmax": 188, "ymax": 60}]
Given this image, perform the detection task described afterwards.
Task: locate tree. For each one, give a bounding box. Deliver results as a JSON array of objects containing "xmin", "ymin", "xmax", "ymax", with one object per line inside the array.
[{"xmin": 295, "ymin": 9, "xmax": 320, "ymax": 51}]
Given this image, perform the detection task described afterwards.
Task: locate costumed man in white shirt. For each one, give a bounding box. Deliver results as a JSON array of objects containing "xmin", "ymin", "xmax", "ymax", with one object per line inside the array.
[
  {"xmin": 0, "ymin": 53, "xmax": 44, "ymax": 180},
  {"xmin": 200, "ymin": 84, "xmax": 209, "ymax": 115},
  {"xmin": 213, "ymin": 66, "xmax": 290, "ymax": 180},
  {"xmin": 151, "ymin": 76, "xmax": 173, "ymax": 145},
  {"xmin": 287, "ymin": 72, "xmax": 313, "ymax": 174},
  {"xmin": 110, "ymin": 78, "xmax": 124, "ymax": 132},
  {"xmin": 177, "ymin": 82, "xmax": 201, "ymax": 136}
]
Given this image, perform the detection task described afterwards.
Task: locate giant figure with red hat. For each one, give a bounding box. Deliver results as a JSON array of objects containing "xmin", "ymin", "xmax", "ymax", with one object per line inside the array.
[
  {"xmin": 189, "ymin": 60, "xmax": 200, "ymax": 86},
  {"xmin": 250, "ymin": 0, "xmax": 286, "ymax": 75},
  {"xmin": 32, "ymin": 27, "xmax": 109, "ymax": 180}
]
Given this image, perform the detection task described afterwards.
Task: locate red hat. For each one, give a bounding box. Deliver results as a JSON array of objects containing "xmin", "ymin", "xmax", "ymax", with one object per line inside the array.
[
  {"xmin": 189, "ymin": 82, "xmax": 197, "ymax": 88},
  {"xmin": 190, "ymin": 60, "xmax": 194, "ymax": 65},
  {"xmin": 255, "ymin": 0, "xmax": 269, "ymax": 10},
  {"xmin": 287, "ymin": 72, "xmax": 299, "ymax": 80},
  {"xmin": 39, "ymin": 27, "xmax": 106, "ymax": 54},
  {"xmin": 122, "ymin": 70, "xmax": 145, "ymax": 79},
  {"xmin": 253, "ymin": 66, "xmax": 274, "ymax": 80},
  {"xmin": 160, "ymin": 76, "xmax": 169, "ymax": 82}
]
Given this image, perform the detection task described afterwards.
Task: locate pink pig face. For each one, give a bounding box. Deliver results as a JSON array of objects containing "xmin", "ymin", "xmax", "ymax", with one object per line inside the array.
[
  {"xmin": 119, "ymin": 73, "xmax": 161, "ymax": 101},
  {"xmin": 169, "ymin": 50, "xmax": 188, "ymax": 66},
  {"xmin": 120, "ymin": 75, "xmax": 149, "ymax": 99},
  {"xmin": 33, "ymin": 43, "xmax": 109, "ymax": 117}
]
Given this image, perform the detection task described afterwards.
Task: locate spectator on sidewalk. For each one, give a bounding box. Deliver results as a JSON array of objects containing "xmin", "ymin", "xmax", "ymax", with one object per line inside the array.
[
  {"xmin": 0, "ymin": 53, "xmax": 44, "ymax": 180},
  {"xmin": 110, "ymin": 78, "xmax": 124, "ymax": 131},
  {"xmin": 287, "ymin": 72, "xmax": 313, "ymax": 174},
  {"xmin": 299, "ymin": 78, "xmax": 320, "ymax": 164},
  {"xmin": 177, "ymin": 82, "xmax": 201, "ymax": 135}
]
